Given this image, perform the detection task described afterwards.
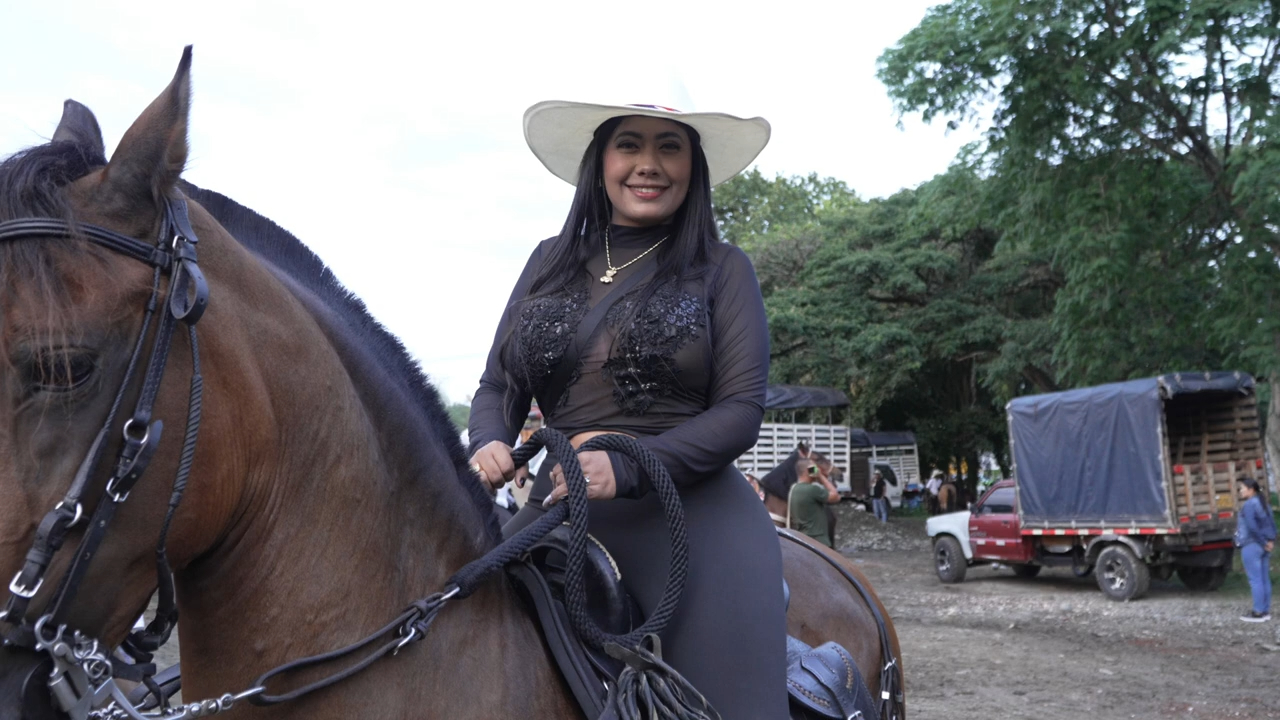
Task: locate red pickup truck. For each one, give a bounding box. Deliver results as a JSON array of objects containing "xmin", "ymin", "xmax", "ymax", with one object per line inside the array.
[
  {"xmin": 926, "ymin": 479, "xmax": 1244, "ymax": 600},
  {"xmin": 926, "ymin": 373, "xmax": 1264, "ymax": 601}
]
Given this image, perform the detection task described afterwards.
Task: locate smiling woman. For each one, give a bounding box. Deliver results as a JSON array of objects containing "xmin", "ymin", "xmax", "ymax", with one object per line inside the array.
[
  {"xmin": 601, "ymin": 116, "xmax": 693, "ymax": 227},
  {"xmin": 466, "ymin": 98, "xmax": 789, "ymax": 717}
]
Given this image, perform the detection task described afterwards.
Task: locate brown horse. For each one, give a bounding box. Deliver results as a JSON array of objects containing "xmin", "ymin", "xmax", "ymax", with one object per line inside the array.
[
  {"xmin": 0, "ymin": 50, "xmax": 902, "ymax": 719},
  {"xmin": 937, "ymin": 482, "xmax": 957, "ymax": 514},
  {"xmin": 760, "ymin": 447, "xmax": 841, "ymax": 546}
]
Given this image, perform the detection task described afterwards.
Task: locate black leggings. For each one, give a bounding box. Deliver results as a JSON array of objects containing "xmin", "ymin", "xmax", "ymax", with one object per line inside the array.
[{"xmin": 506, "ymin": 455, "xmax": 788, "ymax": 719}]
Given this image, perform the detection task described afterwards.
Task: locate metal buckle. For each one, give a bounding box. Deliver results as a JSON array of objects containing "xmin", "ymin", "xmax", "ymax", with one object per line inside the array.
[
  {"xmin": 9, "ymin": 571, "xmax": 42, "ymax": 599},
  {"xmin": 121, "ymin": 419, "xmax": 150, "ymax": 446},
  {"xmin": 105, "ymin": 477, "xmax": 130, "ymax": 504},
  {"xmin": 57, "ymin": 500, "xmax": 85, "ymax": 528}
]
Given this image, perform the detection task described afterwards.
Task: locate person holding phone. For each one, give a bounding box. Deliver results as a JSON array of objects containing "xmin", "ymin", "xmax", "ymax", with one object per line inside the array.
[{"xmin": 788, "ymin": 458, "xmax": 840, "ymax": 547}]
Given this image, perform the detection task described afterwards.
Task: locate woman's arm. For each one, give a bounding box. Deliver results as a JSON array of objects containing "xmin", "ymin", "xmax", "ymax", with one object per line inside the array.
[
  {"xmin": 467, "ymin": 242, "xmax": 547, "ymax": 455},
  {"xmin": 609, "ymin": 246, "xmax": 768, "ymax": 496},
  {"xmin": 1240, "ymin": 497, "xmax": 1266, "ymax": 546}
]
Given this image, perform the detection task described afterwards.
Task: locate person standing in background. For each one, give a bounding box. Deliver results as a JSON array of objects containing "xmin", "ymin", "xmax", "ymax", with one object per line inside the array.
[
  {"xmin": 1235, "ymin": 476, "xmax": 1275, "ymax": 622},
  {"xmin": 872, "ymin": 470, "xmax": 889, "ymax": 523},
  {"xmin": 926, "ymin": 469, "xmax": 944, "ymax": 515},
  {"xmin": 789, "ymin": 458, "xmax": 840, "ymax": 547}
]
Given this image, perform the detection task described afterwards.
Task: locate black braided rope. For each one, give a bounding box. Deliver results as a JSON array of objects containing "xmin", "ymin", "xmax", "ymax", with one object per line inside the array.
[
  {"xmin": 127, "ymin": 325, "xmax": 203, "ymax": 657},
  {"xmin": 572, "ymin": 433, "xmax": 688, "ymax": 651},
  {"xmin": 450, "ymin": 428, "xmax": 689, "ymax": 651},
  {"xmin": 607, "ymin": 637, "xmax": 717, "ymax": 720},
  {"xmin": 204, "ymin": 427, "xmax": 699, "ymax": 710}
]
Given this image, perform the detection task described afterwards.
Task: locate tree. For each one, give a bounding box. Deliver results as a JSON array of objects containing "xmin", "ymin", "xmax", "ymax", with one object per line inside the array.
[
  {"xmin": 446, "ymin": 402, "xmax": 470, "ymax": 433},
  {"xmin": 880, "ymin": 0, "xmax": 1280, "ymax": 467},
  {"xmin": 716, "ymin": 167, "xmax": 1060, "ymax": 478}
]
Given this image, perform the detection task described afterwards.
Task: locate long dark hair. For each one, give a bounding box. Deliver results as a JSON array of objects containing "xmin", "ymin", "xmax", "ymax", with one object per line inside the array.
[
  {"xmin": 524, "ymin": 115, "xmax": 719, "ymax": 298},
  {"xmin": 498, "ymin": 115, "xmax": 720, "ymax": 408},
  {"xmin": 1239, "ymin": 476, "xmax": 1271, "ymax": 511}
]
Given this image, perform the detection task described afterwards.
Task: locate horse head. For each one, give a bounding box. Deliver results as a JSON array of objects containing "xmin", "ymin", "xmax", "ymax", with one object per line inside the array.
[
  {"xmin": 0, "ymin": 47, "xmax": 528, "ymax": 720},
  {"xmin": 0, "ymin": 48, "xmax": 254, "ymax": 718}
]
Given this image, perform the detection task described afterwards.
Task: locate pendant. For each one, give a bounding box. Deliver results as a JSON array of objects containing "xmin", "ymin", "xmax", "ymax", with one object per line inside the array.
[{"xmin": 600, "ymin": 268, "xmax": 617, "ymax": 283}]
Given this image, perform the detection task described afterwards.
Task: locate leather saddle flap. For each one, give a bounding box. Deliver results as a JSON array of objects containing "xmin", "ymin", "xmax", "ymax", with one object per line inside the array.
[
  {"xmin": 505, "ymin": 524, "xmax": 642, "ymax": 719},
  {"xmin": 786, "ymin": 635, "xmax": 878, "ymax": 720}
]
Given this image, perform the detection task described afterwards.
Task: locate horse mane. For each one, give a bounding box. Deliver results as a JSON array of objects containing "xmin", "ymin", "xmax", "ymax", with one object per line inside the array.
[
  {"xmin": 0, "ymin": 140, "xmax": 499, "ymax": 543},
  {"xmin": 0, "ymin": 142, "xmax": 115, "ymax": 345},
  {"xmin": 178, "ymin": 180, "xmax": 501, "ymax": 544},
  {"xmin": 0, "ymin": 141, "xmax": 106, "ymax": 222}
]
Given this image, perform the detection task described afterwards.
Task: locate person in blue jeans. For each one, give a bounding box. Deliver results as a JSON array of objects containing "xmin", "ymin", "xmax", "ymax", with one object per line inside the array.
[
  {"xmin": 872, "ymin": 470, "xmax": 889, "ymax": 523},
  {"xmin": 1235, "ymin": 477, "xmax": 1276, "ymax": 622}
]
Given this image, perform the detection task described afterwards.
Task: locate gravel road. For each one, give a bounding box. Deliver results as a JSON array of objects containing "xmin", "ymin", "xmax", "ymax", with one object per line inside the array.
[
  {"xmin": 138, "ymin": 503, "xmax": 1278, "ymax": 718},
  {"xmin": 832, "ymin": 504, "xmax": 1280, "ymax": 720}
]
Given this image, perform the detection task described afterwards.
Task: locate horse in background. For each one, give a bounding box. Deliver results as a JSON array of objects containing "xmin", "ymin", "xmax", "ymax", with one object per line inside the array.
[
  {"xmin": 938, "ymin": 480, "xmax": 957, "ymax": 514},
  {"xmin": 759, "ymin": 444, "xmax": 841, "ymax": 548}
]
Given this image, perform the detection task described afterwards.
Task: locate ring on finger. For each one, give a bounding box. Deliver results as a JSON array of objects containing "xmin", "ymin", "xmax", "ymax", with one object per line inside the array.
[
  {"xmin": 584, "ymin": 474, "xmax": 591, "ymax": 485},
  {"xmin": 470, "ymin": 463, "xmax": 482, "ymax": 475}
]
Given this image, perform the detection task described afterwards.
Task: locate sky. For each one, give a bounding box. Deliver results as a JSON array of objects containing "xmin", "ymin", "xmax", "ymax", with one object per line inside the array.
[{"xmin": 1, "ymin": 0, "xmax": 979, "ymax": 404}]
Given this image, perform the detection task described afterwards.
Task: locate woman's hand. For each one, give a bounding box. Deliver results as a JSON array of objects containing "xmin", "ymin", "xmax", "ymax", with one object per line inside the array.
[
  {"xmin": 469, "ymin": 440, "xmax": 517, "ymax": 492},
  {"xmin": 543, "ymin": 450, "xmax": 616, "ymax": 506}
]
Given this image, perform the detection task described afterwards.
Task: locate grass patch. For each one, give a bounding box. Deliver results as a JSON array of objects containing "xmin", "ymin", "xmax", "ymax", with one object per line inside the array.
[{"xmin": 1216, "ymin": 550, "xmax": 1279, "ymax": 597}]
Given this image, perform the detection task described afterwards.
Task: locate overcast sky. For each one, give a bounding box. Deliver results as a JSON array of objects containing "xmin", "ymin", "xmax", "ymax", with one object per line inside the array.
[{"xmin": 1, "ymin": 1, "xmax": 978, "ymax": 404}]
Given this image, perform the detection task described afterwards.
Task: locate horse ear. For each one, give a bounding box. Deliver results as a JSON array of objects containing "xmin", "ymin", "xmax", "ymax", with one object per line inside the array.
[
  {"xmin": 52, "ymin": 100, "xmax": 105, "ymax": 159},
  {"xmin": 100, "ymin": 46, "xmax": 192, "ymax": 211}
]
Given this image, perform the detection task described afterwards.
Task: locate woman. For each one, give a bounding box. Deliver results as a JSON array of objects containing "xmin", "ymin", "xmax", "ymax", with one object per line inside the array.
[
  {"xmin": 1235, "ymin": 476, "xmax": 1276, "ymax": 622},
  {"xmin": 467, "ymin": 99, "xmax": 785, "ymax": 716}
]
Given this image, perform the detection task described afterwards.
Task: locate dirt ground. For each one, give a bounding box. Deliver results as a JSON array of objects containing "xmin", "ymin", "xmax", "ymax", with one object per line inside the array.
[
  {"xmin": 831, "ymin": 504, "xmax": 1280, "ymax": 720},
  {"xmin": 144, "ymin": 504, "xmax": 1278, "ymax": 718}
]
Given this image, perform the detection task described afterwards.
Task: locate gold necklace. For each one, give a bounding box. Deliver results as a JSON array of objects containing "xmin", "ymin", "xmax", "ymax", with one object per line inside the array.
[{"xmin": 600, "ymin": 226, "xmax": 669, "ymax": 283}]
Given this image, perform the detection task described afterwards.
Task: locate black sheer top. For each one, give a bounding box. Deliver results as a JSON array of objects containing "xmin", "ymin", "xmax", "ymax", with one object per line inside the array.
[{"xmin": 468, "ymin": 224, "xmax": 769, "ymax": 497}]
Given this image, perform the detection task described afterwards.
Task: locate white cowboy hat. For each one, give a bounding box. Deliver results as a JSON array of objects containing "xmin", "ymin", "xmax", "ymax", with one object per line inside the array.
[{"xmin": 523, "ymin": 100, "xmax": 771, "ymax": 187}]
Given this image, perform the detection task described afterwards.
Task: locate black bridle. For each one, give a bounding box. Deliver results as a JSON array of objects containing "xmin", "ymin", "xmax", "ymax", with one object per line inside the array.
[
  {"xmin": 0, "ymin": 195, "xmax": 698, "ymax": 720},
  {"xmin": 0, "ymin": 194, "xmax": 208, "ymax": 719}
]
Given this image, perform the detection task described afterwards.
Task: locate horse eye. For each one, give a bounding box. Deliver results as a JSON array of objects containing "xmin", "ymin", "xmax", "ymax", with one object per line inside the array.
[{"xmin": 26, "ymin": 350, "xmax": 97, "ymax": 393}]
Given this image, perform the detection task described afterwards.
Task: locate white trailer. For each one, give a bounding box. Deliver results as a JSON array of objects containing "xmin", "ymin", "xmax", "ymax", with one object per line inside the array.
[{"xmin": 736, "ymin": 423, "xmax": 918, "ymax": 508}]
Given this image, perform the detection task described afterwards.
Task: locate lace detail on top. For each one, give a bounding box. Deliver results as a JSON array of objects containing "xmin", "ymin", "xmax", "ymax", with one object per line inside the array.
[
  {"xmin": 514, "ymin": 279, "xmax": 589, "ymax": 409},
  {"xmin": 601, "ymin": 281, "xmax": 707, "ymax": 416}
]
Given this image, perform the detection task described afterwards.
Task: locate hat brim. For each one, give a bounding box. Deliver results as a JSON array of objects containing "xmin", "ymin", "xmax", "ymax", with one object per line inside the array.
[{"xmin": 523, "ymin": 100, "xmax": 770, "ymax": 187}]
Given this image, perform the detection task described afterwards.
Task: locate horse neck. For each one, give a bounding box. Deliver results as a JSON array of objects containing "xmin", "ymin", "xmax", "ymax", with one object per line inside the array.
[{"xmin": 171, "ymin": 224, "xmax": 569, "ymax": 715}]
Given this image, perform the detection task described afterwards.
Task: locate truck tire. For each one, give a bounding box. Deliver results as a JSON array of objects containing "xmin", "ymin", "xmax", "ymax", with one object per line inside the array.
[
  {"xmin": 934, "ymin": 536, "xmax": 967, "ymax": 583},
  {"xmin": 1176, "ymin": 565, "xmax": 1229, "ymax": 592},
  {"xmin": 1095, "ymin": 544, "xmax": 1150, "ymax": 601},
  {"xmin": 1011, "ymin": 564, "xmax": 1041, "ymax": 578}
]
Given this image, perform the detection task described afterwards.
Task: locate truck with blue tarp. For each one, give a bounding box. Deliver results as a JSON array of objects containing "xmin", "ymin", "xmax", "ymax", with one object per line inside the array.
[{"xmin": 927, "ymin": 371, "xmax": 1267, "ymax": 600}]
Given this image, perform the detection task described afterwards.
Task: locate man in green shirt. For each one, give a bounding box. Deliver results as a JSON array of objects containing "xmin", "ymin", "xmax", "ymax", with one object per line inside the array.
[{"xmin": 788, "ymin": 458, "xmax": 841, "ymax": 547}]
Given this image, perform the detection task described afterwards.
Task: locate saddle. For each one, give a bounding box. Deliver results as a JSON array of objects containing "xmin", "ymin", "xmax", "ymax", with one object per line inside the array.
[
  {"xmin": 505, "ymin": 524, "xmax": 639, "ymax": 718},
  {"xmin": 785, "ymin": 636, "xmax": 878, "ymax": 720},
  {"xmin": 507, "ymin": 525, "xmax": 880, "ymax": 720}
]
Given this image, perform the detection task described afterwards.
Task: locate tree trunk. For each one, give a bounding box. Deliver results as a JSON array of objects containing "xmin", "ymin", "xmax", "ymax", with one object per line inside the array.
[{"xmin": 1267, "ymin": 372, "xmax": 1280, "ymax": 497}]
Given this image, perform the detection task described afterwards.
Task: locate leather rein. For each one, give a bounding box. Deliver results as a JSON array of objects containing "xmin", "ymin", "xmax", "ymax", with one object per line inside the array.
[
  {"xmin": 0, "ymin": 195, "xmax": 209, "ymax": 719},
  {"xmin": 0, "ymin": 199, "xmax": 694, "ymax": 720}
]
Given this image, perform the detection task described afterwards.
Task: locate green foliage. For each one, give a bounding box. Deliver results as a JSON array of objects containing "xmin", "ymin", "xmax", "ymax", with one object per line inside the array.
[
  {"xmin": 879, "ymin": 0, "xmax": 1280, "ymax": 390},
  {"xmin": 715, "ymin": 167, "xmax": 1059, "ymax": 471},
  {"xmin": 445, "ymin": 402, "xmax": 470, "ymax": 433},
  {"xmin": 719, "ymin": 0, "xmax": 1280, "ymax": 471}
]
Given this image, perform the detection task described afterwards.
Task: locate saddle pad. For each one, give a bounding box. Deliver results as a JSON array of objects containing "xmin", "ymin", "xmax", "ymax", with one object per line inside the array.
[
  {"xmin": 786, "ymin": 636, "xmax": 878, "ymax": 720},
  {"xmin": 505, "ymin": 524, "xmax": 642, "ymax": 719}
]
